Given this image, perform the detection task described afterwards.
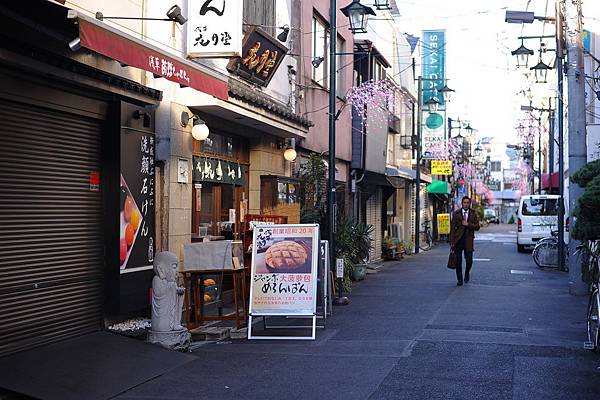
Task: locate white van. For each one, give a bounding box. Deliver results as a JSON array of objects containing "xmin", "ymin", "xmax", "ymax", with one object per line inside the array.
[{"xmin": 517, "ymin": 194, "xmax": 568, "ymax": 252}]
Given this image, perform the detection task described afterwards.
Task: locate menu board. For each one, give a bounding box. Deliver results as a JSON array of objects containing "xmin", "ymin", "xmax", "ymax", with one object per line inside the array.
[
  {"xmin": 249, "ymin": 224, "xmax": 319, "ymax": 316},
  {"xmin": 120, "ymin": 129, "xmax": 155, "ymax": 273}
]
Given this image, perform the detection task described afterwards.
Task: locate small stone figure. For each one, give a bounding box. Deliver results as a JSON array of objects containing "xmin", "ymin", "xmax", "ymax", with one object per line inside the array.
[{"xmin": 148, "ymin": 251, "xmax": 190, "ymax": 350}]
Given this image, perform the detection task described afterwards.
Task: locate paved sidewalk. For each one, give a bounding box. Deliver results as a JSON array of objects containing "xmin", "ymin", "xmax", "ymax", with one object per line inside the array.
[{"xmin": 114, "ymin": 225, "xmax": 600, "ymax": 400}]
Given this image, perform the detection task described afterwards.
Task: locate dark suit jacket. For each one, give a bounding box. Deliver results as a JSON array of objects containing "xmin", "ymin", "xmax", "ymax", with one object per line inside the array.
[{"xmin": 449, "ymin": 208, "xmax": 481, "ymax": 252}]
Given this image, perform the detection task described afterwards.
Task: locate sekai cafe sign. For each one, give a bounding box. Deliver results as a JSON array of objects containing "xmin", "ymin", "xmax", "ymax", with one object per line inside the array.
[
  {"xmin": 227, "ymin": 27, "xmax": 288, "ymax": 87},
  {"xmin": 192, "ymin": 156, "xmax": 246, "ymax": 186}
]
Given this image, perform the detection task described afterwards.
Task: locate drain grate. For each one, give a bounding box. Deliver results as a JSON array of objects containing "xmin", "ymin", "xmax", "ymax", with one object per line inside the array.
[{"xmin": 425, "ymin": 324, "xmax": 524, "ymax": 334}]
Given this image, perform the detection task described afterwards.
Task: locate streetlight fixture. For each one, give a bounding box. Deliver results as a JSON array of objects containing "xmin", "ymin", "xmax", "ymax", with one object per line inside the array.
[
  {"xmin": 438, "ymin": 84, "xmax": 455, "ymax": 103},
  {"xmin": 424, "ymin": 96, "xmax": 440, "ymax": 113},
  {"xmin": 340, "ymin": 0, "xmax": 376, "ymax": 34},
  {"xmin": 464, "ymin": 123, "xmax": 474, "ymax": 136},
  {"xmin": 277, "ymin": 25, "xmax": 290, "ymax": 42},
  {"xmin": 530, "ymin": 58, "xmax": 553, "ymax": 83},
  {"xmin": 312, "ymin": 56, "xmax": 324, "ymax": 68},
  {"xmin": 511, "ymin": 40, "xmax": 534, "ymax": 68},
  {"xmin": 374, "ymin": 0, "xmax": 392, "ymax": 11}
]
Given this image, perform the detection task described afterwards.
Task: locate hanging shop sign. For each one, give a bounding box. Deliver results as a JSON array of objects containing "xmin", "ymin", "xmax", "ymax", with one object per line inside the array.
[
  {"xmin": 431, "ymin": 160, "xmax": 452, "ymax": 175},
  {"xmin": 421, "ymin": 30, "xmax": 446, "ymax": 108},
  {"xmin": 186, "ymin": 0, "xmax": 243, "ymax": 58},
  {"xmin": 192, "ymin": 156, "xmax": 246, "ymax": 185},
  {"xmin": 437, "ymin": 213, "xmax": 450, "ymax": 235},
  {"xmin": 120, "ymin": 129, "xmax": 155, "ymax": 273},
  {"xmin": 227, "ymin": 27, "xmax": 288, "ymax": 87},
  {"xmin": 422, "ymin": 113, "xmax": 446, "ymax": 159},
  {"xmin": 248, "ymin": 224, "xmax": 320, "ymax": 339}
]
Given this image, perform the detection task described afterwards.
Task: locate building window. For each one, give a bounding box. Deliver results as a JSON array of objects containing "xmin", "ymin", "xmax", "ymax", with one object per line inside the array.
[
  {"xmin": 312, "ymin": 15, "xmax": 329, "ymax": 88},
  {"xmin": 243, "ymin": 0, "xmax": 276, "ymax": 36},
  {"xmin": 387, "ymin": 134, "xmax": 395, "ymax": 165},
  {"xmin": 491, "ymin": 161, "xmax": 501, "ymax": 172},
  {"xmin": 373, "ymin": 59, "xmax": 387, "ymax": 81},
  {"xmin": 336, "ymin": 36, "xmax": 344, "ymax": 97}
]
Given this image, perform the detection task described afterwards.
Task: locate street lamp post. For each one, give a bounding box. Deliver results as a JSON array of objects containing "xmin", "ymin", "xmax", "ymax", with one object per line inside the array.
[
  {"xmin": 331, "ymin": 0, "xmax": 375, "ymax": 306},
  {"xmin": 415, "ymin": 78, "xmax": 455, "ymax": 253},
  {"xmin": 505, "ymin": 6, "xmax": 567, "ymax": 271}
]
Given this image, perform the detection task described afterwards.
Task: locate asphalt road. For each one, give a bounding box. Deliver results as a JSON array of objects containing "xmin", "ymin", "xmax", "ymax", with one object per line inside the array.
[{"xmin": 117, "ymin": 224, "xmax": 600, "ymax": 400}]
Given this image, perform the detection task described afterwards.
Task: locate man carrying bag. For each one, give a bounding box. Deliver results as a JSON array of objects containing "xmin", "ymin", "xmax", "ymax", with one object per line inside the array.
[{"xmin": 449, "ymin": 196, "xmax": 480, "ymax": 286}]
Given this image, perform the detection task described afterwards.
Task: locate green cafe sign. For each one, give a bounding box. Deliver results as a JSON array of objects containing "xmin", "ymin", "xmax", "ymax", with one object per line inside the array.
[{"xmin": 192, "ymin": 156, "xmax": 246, "ymax": 186}]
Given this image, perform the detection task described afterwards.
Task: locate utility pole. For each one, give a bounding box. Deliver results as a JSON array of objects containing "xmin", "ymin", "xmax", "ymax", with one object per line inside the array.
[
  {"xmin": 565, "ymin": 0, "xmax": 588, "ymax": 294},
  {"xmin": 548, "ymin": 97, "xmax": 554, "ymax": 193},
  {"xmin": 556, "ymin": 0, "xmax": 566, "ymax": 272},
  {"xmin": 538, "ymin": 115, "xmax": 542, "ymax": 193},
  {"xmin": 415, "ymin": 77, "xmax": 422, "ymax": 254}
]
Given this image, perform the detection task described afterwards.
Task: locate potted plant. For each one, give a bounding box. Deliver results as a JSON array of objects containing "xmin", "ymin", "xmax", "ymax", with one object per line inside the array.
[
  {"xmin": 352, "ymin": 262, "xmax": 368, "ymax": 281},
  {"xmin": 403, "ymin": 240, "xmax": 414, "ymax": 255},
  {"xmin": 334, "ymin": 215, "xmax": 373, "ymax": 285}
]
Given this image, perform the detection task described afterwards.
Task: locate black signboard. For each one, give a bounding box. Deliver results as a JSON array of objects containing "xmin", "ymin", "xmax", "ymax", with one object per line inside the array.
[
  {"xmin": 193, "ymin": 155, "xmax": 246, "ymax": 186},
  {"xmin": 120, "ymin": 129, "xmax": 155, "ymax": 272},
  {"xmin": 227, "ymin": 27, "xmax": 288, "ymax": 87}
]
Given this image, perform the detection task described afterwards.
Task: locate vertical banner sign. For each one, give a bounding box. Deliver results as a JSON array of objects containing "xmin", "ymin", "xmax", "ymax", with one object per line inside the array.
[
  {"xmin": 437, "ymin": 213, "xmax": 451, "ymax": 235},
  {"xmin": 120, "ymin": 130, "xmax": 155, "ymax": 273},
  {"xmin": 421, "ymin": 30, "xmax": 447, "ymax": 159},
  {"xmin": 421, "ymin": 30, "xmax": 446, "ymax": 108},
  {"xmin": 186, "ymin": 0, "xmax": 243, "ymax": 58},
  {"xmin": 249, "ymin": 224, "xmax": 319, "ymax": 316}
]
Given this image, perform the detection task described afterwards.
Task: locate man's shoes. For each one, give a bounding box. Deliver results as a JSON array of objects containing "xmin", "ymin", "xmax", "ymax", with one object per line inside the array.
[
  {"xmin": 457, "ymin": 281, "xmax": 463, "ymax": 286},
  {"xmin": 465, "ymin": 275, "xmax": 470, "ymax": 283}
]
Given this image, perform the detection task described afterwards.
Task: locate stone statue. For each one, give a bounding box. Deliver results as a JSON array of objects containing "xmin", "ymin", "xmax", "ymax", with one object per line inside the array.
[{"xmin": 148, "ymin": 251, "xmax": 190, "ymax": 350}]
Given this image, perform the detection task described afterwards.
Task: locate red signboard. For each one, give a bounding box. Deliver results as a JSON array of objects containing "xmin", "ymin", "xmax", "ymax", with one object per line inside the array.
[{"xmin": 78, "ymin": 18, "xmax": 228, "ymax": 101}]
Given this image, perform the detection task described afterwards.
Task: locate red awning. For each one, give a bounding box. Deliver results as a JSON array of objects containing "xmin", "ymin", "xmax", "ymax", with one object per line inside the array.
[
  {"xmin": 541, "ymin": 172, "xmax": 559, "ymax": 189},
  {"xmin": 75, "ymin": 13, "xmax": 228, "ymax": 101}
]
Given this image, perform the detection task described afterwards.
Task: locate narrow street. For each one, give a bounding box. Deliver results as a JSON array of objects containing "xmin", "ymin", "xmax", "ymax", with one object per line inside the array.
[{"xmin": 115, "ymin": 225, "xmax": 600, "ymax": 400}]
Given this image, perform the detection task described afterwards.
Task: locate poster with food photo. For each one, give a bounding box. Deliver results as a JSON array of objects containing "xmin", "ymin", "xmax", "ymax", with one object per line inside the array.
[
  {"xmin": 249, "ymin": 224, "xmax": 319, "ymax": 315},
  {"xmin": 120, "ymin": 129, "xmax": 155, "ymax": 272}
]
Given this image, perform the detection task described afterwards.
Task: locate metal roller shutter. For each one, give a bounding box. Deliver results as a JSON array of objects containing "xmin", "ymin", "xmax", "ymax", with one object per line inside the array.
[
  {"xmin": 0, "ymin": 98, "xmax": 104, "ymax": 357},
  {"xmin": 366, "ymin": 189, "xmax": 382, "ymax": 263}
]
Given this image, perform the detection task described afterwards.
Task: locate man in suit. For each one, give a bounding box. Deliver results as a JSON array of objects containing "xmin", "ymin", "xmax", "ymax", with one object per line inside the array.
[{"xmin": 450, "ymin": 196, "xmax": 481, "ymax": 286}]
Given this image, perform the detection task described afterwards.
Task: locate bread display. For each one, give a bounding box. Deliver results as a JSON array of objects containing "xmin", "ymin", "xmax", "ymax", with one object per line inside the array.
[{"xmin": 264, "ymin": 240, "xmax": 308, "ymax": 271}]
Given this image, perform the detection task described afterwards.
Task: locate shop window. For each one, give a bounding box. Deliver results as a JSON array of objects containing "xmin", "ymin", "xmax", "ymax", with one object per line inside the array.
[
  {"xmin": 192, "ymin": 183, "xmax": 214, "ymax": 236},
  {"xmin": 199, "ymin": 132, "xmax": 235, "ymax": 158},
  {"xmin": 261, "ymin": 176, "xmax": 300, "ymax": 207}
]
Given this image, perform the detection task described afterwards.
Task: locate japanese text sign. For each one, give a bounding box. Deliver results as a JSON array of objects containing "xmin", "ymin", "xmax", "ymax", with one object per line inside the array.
[
  {"xmin": 186, "ymin": 0, "xmax": 242, "ymax": 58},
  {"xmin": 431, "ymin": 160, "xmax": 452, "ymax": 175},
  {"xmin": 227, "ymin": 28, "xmax": 288, "ymax": 87},
  {"xmin": 249, "ymin": 224, "xmax": 319, "ymax": 316},
  {"xmin": 192, "ymin": 156, "xmax": 246, "ymax": 186},
  {"xmin": 437, "ymin": 213, "xmax": 450, "ymax": 235},
  {"xmin": 120, "ymin": 129, "xmax": 155, "ymax": 273}
]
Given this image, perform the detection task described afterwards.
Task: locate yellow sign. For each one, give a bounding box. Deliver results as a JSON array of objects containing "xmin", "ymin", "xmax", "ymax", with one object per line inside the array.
[
  {"xmin": 437, "ymin": 213, "xmax": 451, "ymax": 235},
  {"xmin": 431, "ymin": 160, "xmax": 452, "ymax": 175}
]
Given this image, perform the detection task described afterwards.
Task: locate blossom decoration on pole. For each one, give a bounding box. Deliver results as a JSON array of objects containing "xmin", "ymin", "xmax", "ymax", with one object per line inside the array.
[{"xmin": 346, "ymin": 79, "xmax": 399, "ymax": 129}]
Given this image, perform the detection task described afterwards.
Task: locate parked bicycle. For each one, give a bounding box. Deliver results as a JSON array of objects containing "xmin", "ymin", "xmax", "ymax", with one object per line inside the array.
[
  {"xmin": 419, "ymin": 220, "xmax": 433, "ymax": 251},
  {"xmin": 531, "ymin": 229, "xmax": 569, "ymax": 271},
  {"xmin": 583, "ymin": 240, "xmax": 600, "ymax": 352}
]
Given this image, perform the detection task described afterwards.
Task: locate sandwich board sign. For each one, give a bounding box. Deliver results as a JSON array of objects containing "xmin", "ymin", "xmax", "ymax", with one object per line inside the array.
[{"xmin": 248, "ymin": 224, "xmax": 319, "ymax": 340}]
